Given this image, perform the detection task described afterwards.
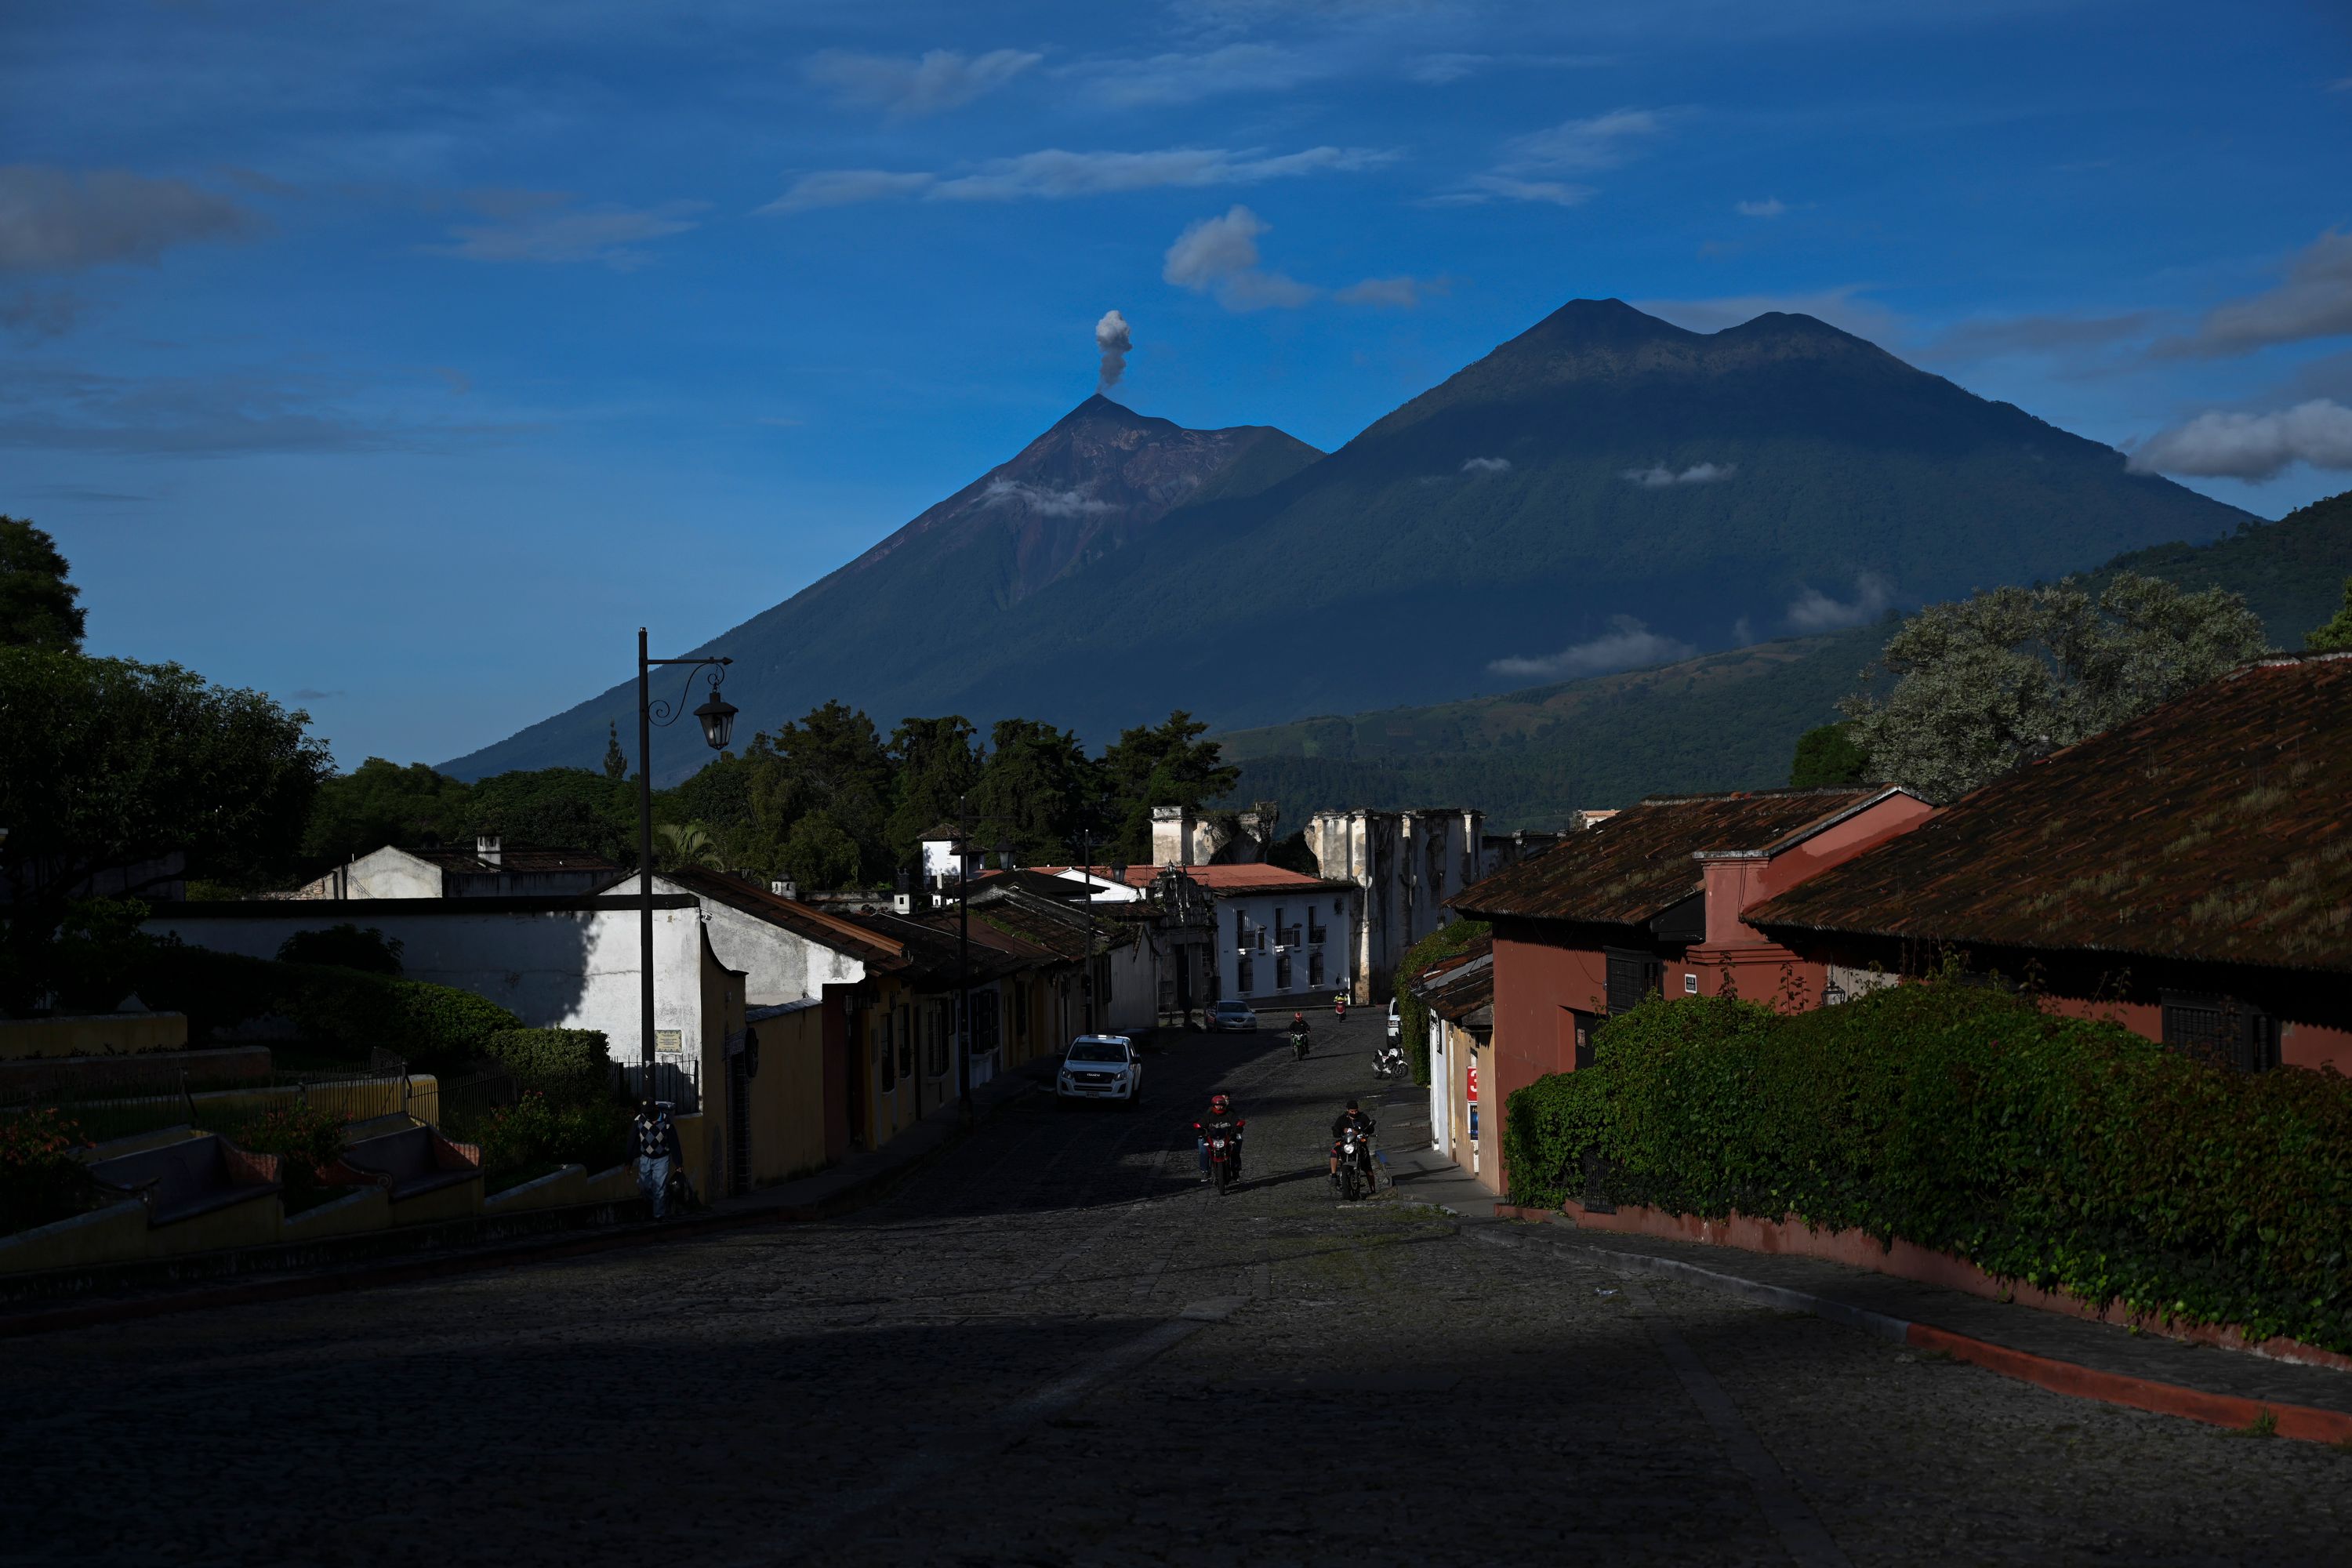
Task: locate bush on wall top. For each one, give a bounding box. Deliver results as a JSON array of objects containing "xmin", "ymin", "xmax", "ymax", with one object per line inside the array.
[
  {"xmin": 1503, "ymin": 982, "xmax": 2352, "ymax": 1353},
  {"xmin": 484, "ymin": 1028, "xmax": 612, "ymax": 1101},
  {"xmin": 140, "ymin": 941, "xmax": 519, "ymax": 1073}
]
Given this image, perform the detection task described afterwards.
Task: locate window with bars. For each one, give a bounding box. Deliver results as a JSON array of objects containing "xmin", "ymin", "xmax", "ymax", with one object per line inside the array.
[
  {"xmin": 1309, "ymin": 949, "xmax": 1325, "ymax": 986},
  {"xmin": 1604, "ymin": 948, "xmax": 1663, "ymax": 1015},
  {"xmin": 2161, "ymin": 992, "xmax": 2279, "ymax": 1073},
  {"xmin": 1276, "ymin": 952, "xmax": 1292, "ymax": 990},
  {"xmin": 1238, "ymin": 955, "xmax": 1255, "ymax": 993}
]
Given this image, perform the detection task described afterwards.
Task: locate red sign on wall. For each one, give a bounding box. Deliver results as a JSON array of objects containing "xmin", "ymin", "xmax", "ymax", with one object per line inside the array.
[{"xmin": 1467, "ymin": 1065, "xmax": 1479, "ymax": 1102}]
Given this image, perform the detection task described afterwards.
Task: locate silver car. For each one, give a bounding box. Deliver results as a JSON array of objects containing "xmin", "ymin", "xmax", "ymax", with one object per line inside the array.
[
  {"xmin": 1056, "ymin": 1035, "xmax": 1142, "ymax": 1108},
  {"xmin": 1207, "ymin": 1000, "xmax": 1258, "ymax": 1033}
]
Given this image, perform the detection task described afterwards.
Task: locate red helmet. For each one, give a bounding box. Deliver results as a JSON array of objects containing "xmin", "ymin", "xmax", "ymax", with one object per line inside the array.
[{"xmin": 1210, "ymin": 1094, "xmax": 1231, "ymax": 1113}]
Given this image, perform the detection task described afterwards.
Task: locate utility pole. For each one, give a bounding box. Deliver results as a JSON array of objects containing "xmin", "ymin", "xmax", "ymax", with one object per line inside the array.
[
  {"xmin": 956, "ymin": 792, "xmax": 973, "ymax": 1122},
  {"xmin": 1072, "ymin": 821, "xmax": 1098, "ymax": 1033}
]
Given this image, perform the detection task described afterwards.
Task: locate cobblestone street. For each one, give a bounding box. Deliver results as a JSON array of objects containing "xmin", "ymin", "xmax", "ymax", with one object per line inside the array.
[{"xmin": 5, "ymin": 1013, "xmax": 2345, "ymax": 1567}]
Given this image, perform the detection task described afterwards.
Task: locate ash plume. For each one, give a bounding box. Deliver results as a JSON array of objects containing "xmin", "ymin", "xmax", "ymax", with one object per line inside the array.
[{"xmin": 1094, "ymin": 309, "xmax": 1131, "ymax": 390}]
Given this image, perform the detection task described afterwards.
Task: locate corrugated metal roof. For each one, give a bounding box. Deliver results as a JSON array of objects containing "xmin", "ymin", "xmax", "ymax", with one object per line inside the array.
[
  {"xmin": 1452, "ymin": 787, "xmax": 1893, "ymax": 926},
  {"xmin": 1747, "ymin": 654, "xmax": 2352, "ymax": 974},
  {"xmin": 664, "ymin": 868, "xmax": 906, "ymax": 968}
]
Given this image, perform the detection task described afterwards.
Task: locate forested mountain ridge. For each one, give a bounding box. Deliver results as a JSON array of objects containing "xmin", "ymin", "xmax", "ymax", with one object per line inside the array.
[
  {"xmin": 1219, "ymin": 488, "xmax": 2352, "ymax": 828},
  {"xmin": 445, "ymin": 299, "xmax": 2249, "ymax": 782}
]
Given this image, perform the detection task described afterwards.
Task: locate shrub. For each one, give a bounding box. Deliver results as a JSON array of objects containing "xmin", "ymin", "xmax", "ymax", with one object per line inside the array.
[
  {"xmin": 275, "ymin": 924, "xmax": 404, "ymax": 976},
  {"xmin": 140, "ymin": 942, "xmax": 519, "ymax": 1072},
  {"xmin": 1392, "ymin": 918, "xmax": 1490, "ymax": 1086},
  {"xmin": 230, "ymin": 1103, "xmax": 345, "ymax": 1197},
  {"xmin": 1, "ymin": 1108, "xmax": 94, "ymax": 1235},
  {"xmin": 1503, "ymin": 982, "xmax": 2352, "ymax": 1352},
  {"xmin": 483, "ymin": 1028, "xmax": 612, "ymax": 1103},
  {"xmin": 477, "ymin": 1091, "xmax": 631, "ymax": 1174}
]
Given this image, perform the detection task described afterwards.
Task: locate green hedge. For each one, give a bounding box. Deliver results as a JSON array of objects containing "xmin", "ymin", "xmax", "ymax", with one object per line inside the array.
[
  {"xmin": 1503, "ymin": 984, "xmax": 2352, "ymax": 1353},
  {"xmin": 1392, "ymin": 918, "xmax": 1490, "ymax": 1087},
  {"xmin": 140, "ymin": 942, "xmax": 520, "ymax": 1073},
  {"xmin": 484, "ymin": 1028, "xmax": 612, "ymax": 1102}
]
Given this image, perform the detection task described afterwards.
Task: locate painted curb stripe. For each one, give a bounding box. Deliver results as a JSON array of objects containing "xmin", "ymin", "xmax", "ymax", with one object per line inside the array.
[{"xmin": 1506, "ymin": 1212, "xmax": 2352, "ymax": 1447}]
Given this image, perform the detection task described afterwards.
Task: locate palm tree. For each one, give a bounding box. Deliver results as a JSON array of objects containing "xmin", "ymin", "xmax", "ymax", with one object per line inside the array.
[{"xmin": 655, "ymin": 821, "xmax": 724, "ymax": 872}]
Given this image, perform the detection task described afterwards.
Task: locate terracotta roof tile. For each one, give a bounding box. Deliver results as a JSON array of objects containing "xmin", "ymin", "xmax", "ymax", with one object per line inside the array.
[
  {"xmin": 1746, "ymin": 655, "xmax": 2352, "ymax": 974},
  {"xmin": 1453, "ymin": 787, "xmax": 1893, "ymax": 926}
]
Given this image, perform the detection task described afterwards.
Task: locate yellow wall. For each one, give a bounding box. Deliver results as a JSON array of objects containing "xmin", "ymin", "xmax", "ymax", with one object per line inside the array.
[
  {"xmin": 741, "ymin": 1004, "xmax": 828, "ymax": 1186},
  {"xmin": 0, "ymin": 1012, "xmax": 190, "ymax": 1061},
  {"xmin": 0, "ymin": 1200, "xmax": 150, "ymax": 1275}
]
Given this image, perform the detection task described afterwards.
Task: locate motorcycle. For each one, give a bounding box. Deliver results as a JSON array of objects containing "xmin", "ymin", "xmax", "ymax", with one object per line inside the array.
[
  {"xmin": 1372, "ymin": 1041, "xmax": 1405, "ymax": 1078},
  {"xmin": 1333, "ymin": 1127, "xmax": 1375, "ymax": 1201},
  {"xmin": 1333, "ymin": 995, "xmax": 1348, "ymax": 1018},
  {"xmin": 1196, "ymin": 1118, "xmax": 1245, "ymax": 1194},
  {"xmin": 1290, "ymin": 1026, "xmax": 1311, "ymax": 1062}
]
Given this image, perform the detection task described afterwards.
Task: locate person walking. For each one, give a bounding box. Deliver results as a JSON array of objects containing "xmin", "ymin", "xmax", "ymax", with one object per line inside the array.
[{"xmin": 634, "ymin": 1099, "xmax": 684, "ymax": 1219}]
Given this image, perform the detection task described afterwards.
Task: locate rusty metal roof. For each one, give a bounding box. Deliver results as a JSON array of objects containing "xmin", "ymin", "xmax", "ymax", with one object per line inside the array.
[
  {"xmin": 1451, "ymin": 786, "xmax": 1894, "ymax": 926},
  {"xmin": 1746, "ymin": 655, "xmax": 2352, "ymax": 974},
  {"xmin": 663, "ymin": 868, "xmax": 907, "ymax": 968}
]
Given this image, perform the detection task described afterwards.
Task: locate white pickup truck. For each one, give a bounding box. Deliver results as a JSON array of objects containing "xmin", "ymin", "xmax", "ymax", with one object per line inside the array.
[{"xmin": 1054, "ymin": 1035, "xmax": 1142, "ymax": 1109}]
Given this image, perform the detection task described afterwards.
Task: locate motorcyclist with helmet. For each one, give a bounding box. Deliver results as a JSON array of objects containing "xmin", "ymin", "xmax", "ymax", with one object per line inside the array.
[
  {"xmin": 1196, "ymin": 1092, "xmax": 1244, "ymax": 1183},
  {"xmin": 1328, "ymin": 1098, "xmax": 1377, "ymax": 1192}
]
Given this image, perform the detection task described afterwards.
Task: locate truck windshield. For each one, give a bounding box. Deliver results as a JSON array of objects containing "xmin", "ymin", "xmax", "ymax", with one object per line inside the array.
[{"xmin": 1066, "ymin": 1043, "xmax": 1127, "ymax": 1062}]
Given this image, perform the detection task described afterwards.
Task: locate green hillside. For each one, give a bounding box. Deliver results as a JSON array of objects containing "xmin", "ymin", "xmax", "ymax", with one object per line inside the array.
[
  {"xmin": 1221, "ymin": 489, "xmax": 2352, "ymax": 827},
  {"xmin": 448, "ymin": 299, "xmax": 2248, "ymax": 781}
]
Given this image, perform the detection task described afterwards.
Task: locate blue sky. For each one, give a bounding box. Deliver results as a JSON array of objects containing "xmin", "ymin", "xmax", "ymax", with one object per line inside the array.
[{"xmin": 5, "ymin": 0, "xmax": 2349, "ymax": 768}]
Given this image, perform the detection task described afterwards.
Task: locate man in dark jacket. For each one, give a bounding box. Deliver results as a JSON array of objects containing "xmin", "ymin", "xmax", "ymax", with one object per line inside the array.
[
  {"xmin": 1329, "ymin": 1098, "xmax": 1376, "ymax": 1189},
  {"xmin": 634, "ymin": 1100, "xmax": 684, "ymax": 1218}
]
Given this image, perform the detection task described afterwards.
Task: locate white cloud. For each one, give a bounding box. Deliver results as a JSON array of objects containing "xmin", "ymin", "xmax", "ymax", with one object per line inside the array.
[
  {"xmin": 1162, "ymin": 205, "xmax": 1316, "ymax": 311},
  {"xmin": 426, "ymin": 194, "xmax": 705, "ymax": 269},
  {"xmin": 0, "ymin": 165, "xmax": 257, "ymax": 272},
  {"xmin": 1735, "ymin": 197, "xmax": 1787, "ymax": 218},
  {"xmin": 2125, "ymin": 399, "xmax": 2352, "ymax": 481},
  {"xmin": 1635, "ymin": 285, "xmax": 1904, "ymax": 346},
  {"xmin": 765, "ymin": 145, "xmax": 1391, "ymax": 213},
  {"xmin": 1334, "ymin": 274, "xmax": 1434, "ymax": 307},
  {"xmin": 1443, "ymin": 107, "xmax": 1662, "ymax": 206},
  {"xmin": 1503, "ymin": 109, "xmax": 1662, "ymax": 172},
  {"xmin": 760, "ymin": 170, "xmax": 937, "ymax": 213},
  {"xmin": 1621, "ymin": 461, "xmax": 1737, "ymax": 488},
  {"xmin": 2167, "ymin": 230, "xmax": 2352, "ymax": 358},
  {"xmin": 1460, "ymin": 456, "xmax": 1511, "ymax": 474},
  {"xmin": 1488, "ymin": 615, "xmax": 1696, "ymax": 681},
  {"xmin": 978, "ymin": 477, "xmax": 1117, "ymax": 517},
  {"xmin": 1785, "ymin": 572, "xmax": 1894, "ymax": 631},
  {"xmin": 806, "ymin": 49, "xmax": 1041, "ymax": 117},
  {"xmin": 1923, "ymin": 310, "xmax": 2158, "ymax": 361},
  {"xmin": 1076, "ymin": 43, "xmax": 1324, "ymax": 107}
]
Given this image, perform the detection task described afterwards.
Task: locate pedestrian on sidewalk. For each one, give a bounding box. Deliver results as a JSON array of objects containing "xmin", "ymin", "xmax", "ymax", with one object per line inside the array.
[{"xmin": 634, "ymin": 1099, "xmax": 684, "ymax": 1219}]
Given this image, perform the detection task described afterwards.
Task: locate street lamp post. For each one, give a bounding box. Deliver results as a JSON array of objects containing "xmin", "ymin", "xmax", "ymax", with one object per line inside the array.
[
  {"xmin": 1069, "ymin": 821, "xmax": 1097, "ymax": 1033},
  {"xmin": 635, "ymin": 627, "xmax": 737, "ymax": 1104}
]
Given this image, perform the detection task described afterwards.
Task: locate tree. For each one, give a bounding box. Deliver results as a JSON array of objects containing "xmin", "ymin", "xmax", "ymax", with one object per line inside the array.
[
  {"xmin": 655, "ymin": 821, "xmax": 724, "ymax": 872},
  {"xmin": 1842, "ymin": 572, "xmax": 2269, "ymax": 803},
  {"xmin": 780, "ymin": 810, "xmax": 862, "ymax": 891},
  {"xmin": 2307, "ymin": 575, "xmax": 2352, "ymax": 654},
  {"xmin": 971, "ymin": 717, "xmax": 1096, "ymax": 864},
  {"xmin": 460, "ymin": 768, "xmax": 636, "ymax": 865},
  {"xmin": 1099, "ymin": 710, "xmax": 1241, "ymax": 862},
  {"xmin": 1788, "ymin": 722, "xmax": 1871, "ymax": 789},
  {"xmin": 766, "ymin": 702, "xmax": 894, "ymax": 879},
  {"xmin": 301, "ymin": 757, "xmax": 472, "ymax": 862},
  {"xmin": 602, "ymin": 722, "xmax": 627, "ymax": 780},
  {"xmin": 1, "ymin": 650, "xmax": 332, "ymax": 1010},
  {"xmin": 0, "ymin": 517, "xmax": 85, "ymax": 654},
  {"xmin": 884, "ymin": 716, "xmax": 980, "ymax": 865}
]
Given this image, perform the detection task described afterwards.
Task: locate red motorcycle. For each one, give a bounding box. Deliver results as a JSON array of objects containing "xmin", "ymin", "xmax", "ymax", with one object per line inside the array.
[
  {"xmin": 1333, "ymin": 994, "xmax": 1348, "ymax": 1018},
  {"xmin": 1195, "ymin": 1116, "xmax": 1246, "ymax": 1195}
]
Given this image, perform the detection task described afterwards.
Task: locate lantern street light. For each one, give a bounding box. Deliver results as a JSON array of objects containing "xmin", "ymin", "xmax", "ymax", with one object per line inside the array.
[{"xmin": 635, "ymin": 628, "xmax": 735, "ymax": 1103}]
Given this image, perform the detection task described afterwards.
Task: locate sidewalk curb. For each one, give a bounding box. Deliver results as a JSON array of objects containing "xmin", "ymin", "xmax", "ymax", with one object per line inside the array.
[
  {"xmin": 1497, "ymin": 1204, "xmax": 2352, "ymax": 1446},
  {"xmin": 0, "ymin": 1080, "xmax": 1043, "ymax": 1341}
]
